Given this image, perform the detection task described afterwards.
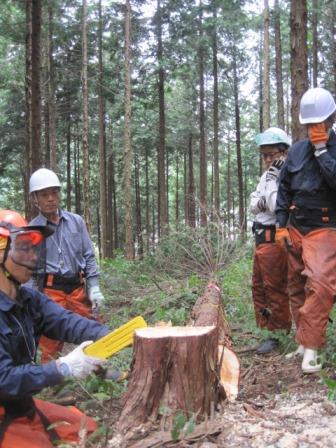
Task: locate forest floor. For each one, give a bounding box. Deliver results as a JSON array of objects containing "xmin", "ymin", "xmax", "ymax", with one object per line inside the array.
[
  {"xmin": 46, "ymin": 253, "xmax": 336, "ymax": 448},
  {"xmin": 60, "ymin": 329, "xmax": 336, "ymax": 448},
  {"xmin": 97, "ymin": 340, "xmax": 336, "ymax": 448}
]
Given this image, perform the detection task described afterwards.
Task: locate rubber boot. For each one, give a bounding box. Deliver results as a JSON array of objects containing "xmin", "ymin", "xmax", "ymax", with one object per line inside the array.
[
  {"xmin": 285, "ymin": 344, "xmax": 304, "ymax": 359},
  {"xmin": 301, "ymin": 348, "xmax": 322, "ymax": 373}
]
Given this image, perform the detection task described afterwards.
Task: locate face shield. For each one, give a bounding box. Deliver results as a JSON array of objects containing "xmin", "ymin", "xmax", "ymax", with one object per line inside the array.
[
  {"xmin": 8, "ymin": 229, "xmax": 45, "ymax": 272},
  {"xmin": 7, "ymin": 225, "xmax": 53, "ymax": 274}
]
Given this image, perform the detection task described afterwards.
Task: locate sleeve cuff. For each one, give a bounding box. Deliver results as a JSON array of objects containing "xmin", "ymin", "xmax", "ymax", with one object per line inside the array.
[{"xmin": 86, "ymin": 276, "xmax": 99, "ymax": 289}]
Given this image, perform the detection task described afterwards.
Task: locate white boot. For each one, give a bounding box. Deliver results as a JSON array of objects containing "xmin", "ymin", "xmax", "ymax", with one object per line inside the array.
[
  {"xmin": 301, "ymin": 348, "xmax": 322, "ymax": 373},
  {"xmin": 285, "ymin": 344, "xmax": 304, "ymax": 359}
]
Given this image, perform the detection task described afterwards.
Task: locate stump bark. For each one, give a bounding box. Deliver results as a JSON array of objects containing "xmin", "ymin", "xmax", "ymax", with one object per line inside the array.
[{"xmin": 117, "ymin": 326, "xmax": 218, "ymax": 433}]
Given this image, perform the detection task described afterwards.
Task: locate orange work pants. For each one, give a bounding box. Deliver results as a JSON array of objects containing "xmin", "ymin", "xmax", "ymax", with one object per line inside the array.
[
  {"xmin": 287, "ymin": 226, "xmax": 336, "ymax": 349},
  {"xmin": 0, "ymin": 398, "xmax": 97, "ymax": 448},
  {"xmin": 252, "ymin": 242, "xmax": 291, "ymax": 332},
  {"xmin": 39, "ymin": 285, "xmax": 93, "ymax": 363}
]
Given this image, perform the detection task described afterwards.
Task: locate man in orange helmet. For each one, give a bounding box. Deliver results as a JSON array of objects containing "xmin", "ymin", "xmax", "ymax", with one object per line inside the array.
[{"xmin": 0, "ymin": 210, "xmax": 109, "ymax": 447}]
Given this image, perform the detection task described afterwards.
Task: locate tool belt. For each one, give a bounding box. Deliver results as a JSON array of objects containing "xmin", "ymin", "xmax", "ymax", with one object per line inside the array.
[
  {"xmin": 252, "ymin": 222, "xmax": 276, "ymax": 246},
  {"xmin": 43, "ymin": 272, "xmax": 84, "ymax": 294},
  {"xmin": 290, "ymin": 205, "xmax": 336, "ymax": 225}
]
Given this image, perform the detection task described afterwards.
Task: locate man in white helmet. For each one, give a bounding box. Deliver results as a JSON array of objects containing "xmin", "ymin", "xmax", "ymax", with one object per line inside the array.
[
  {"xmin": 276, "ymin": 87, "xmax": 336, "ymax": 373},
  {"xmin": 250, "ymin": 127, "xmax": 291, "ymax": 354},
  {"xmin": 28, "ymin": 168, "xmax": 105, "ymax": 363}
]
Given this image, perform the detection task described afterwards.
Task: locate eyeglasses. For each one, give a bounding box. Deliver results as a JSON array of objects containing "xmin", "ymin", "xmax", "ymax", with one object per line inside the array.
[{"xmin": 261, "ymin": 152, "xmax": 280, "ymax": 160}]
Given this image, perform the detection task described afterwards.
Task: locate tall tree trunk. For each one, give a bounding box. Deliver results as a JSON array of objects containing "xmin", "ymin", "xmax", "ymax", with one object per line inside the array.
[
  {"xmin": 212, "ymin": 3, "xmax": 220, "ymax": 215},
  {"xmin": 331, "ymin": 4, "xmax": 336, "ymax": 94},
  {"xmin": 48, "ymin": 1, "xmax": 57, "ymax": 170},
  {"xmin": 25, "ymin": 0, "xmax": 33, "ymax": 218},
  {"xmin": 31, "ymin": 0, "xmax": 42, "ymax": 170},
  {"xmin": 232, "ymin": 45, "xmax": 245, "ymax": 236},
  {"xmin": 75, "ymin": 131, "xmax": 81, "ymax": 215},
  {"xmin": 183, "ymin": 149, "xmax": 187, "ymax": 225},
  {"xmin": 124, "ymin": 0, "xmax": 134, "ymax": 259},
  {"xmin": 98, "ymin": 0, "xmax": 108, "ymax": 258},
  {"xmin": 187, "ymin": 133, "xmax": 195, "ymax": 228},
  {"xmin": 258, "ymin": 33, "xmax": 263, "ymax": 175},
  {"xmin": 290, "ymin": 0, "xmax": 308, "ymax": 142},
  {"xmin": 175, "ymin": 155, "xmax": 179, "ymax": 227},
  {"xmin": 311, "ymin": 0, "xmax": 318, "ymax": 87},
  {"xmin": 106, "ymin": 153, "xmax": 115, "ymax": 258},
  {"xmin": 157, "ymin": 0, "xmax": 167, "ymax": 236},
  {"xmin": 262, "ymin": 0, "xmax": 270, "ymax": 130},
  {"xmin": 273, "ymin": 0, "xmax": 285, "ymax": 130},
  {"xmin": 166, "ymin": 150, "xmax": 169, "ymax": 225},
  {"xmin": 145, "ymin": 147, "xmax": 150, "ymax": 253},
  {"xmin": 81, "ymin": 0, "xmax": 91, "ymax": 231},
  {"xmin": 135, "ymin": 155, "xmax": 143, "ymax": 259},
  {"xmin": 198, "ymin": 2, "xmax": 207, "ymax": 226},
  {"xmin": 226, "ymin": 144, "xmax": 231, "ymax": 235},
  {"xmin": 66, "ymin": 108, "xmax": 71, "ymax": 210}
]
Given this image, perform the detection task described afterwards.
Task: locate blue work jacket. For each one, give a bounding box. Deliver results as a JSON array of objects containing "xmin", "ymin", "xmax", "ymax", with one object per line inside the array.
[
  {"xmin": 276, "ymin": 130, "xmax": 336, "ymax": 228},
  {"xmin": 0, "ymin": 286, "xmax": 108, "ymax": 404}
]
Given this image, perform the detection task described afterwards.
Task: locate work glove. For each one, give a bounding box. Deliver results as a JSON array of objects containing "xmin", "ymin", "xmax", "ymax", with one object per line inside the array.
[
  {"xmin": 88, "ymin": 285, "xmax": 105, "ymax": 310},
  {"xmin": 307, "ymin": 122, "xmax": 328, "ymax": 149},
  {"xmin": 257, "ymin": 196, "xmax": 266, "ymax": 212},
  {"xmin": 275, "ymin": 227, "xmax": 292, "ymax": 249},
  {"xmin": 265, "ymin": 159, "xmax": 285, "ymax": 182},
  {"xmin": 59, "ymin": 341, "xmax": 107, "ymax": 379}
]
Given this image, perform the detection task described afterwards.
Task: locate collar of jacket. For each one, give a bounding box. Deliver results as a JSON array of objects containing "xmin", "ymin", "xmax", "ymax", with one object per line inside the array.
[{"xmin": 0, "ymin": 288, "xmax": 32, "ymax": 312}]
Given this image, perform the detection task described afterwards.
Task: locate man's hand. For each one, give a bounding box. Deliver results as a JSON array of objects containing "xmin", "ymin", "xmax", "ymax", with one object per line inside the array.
[
  {"xmin": 275, "ymin": 227, "xmax": 292, "ymax": 249},
  {"xmin": 308, "ymin": 123, "xmax": 328, "ymax": 149},
  {"xmin": 266, "ymin": 159, "xmax": 285, "ymax": 182},
  {"xmin": 58, "ymin": 341, "xmax": 107, "ymax": 379},
  {"xmin": 88, "ymin": 285, "xmax": 105, "ymax": 310}
]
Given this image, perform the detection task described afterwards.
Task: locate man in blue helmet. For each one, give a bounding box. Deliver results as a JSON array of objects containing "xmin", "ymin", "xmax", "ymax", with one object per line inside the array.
[{"xmin": 250, "ymin": 127, "xmax": 291, "ymax": 354}]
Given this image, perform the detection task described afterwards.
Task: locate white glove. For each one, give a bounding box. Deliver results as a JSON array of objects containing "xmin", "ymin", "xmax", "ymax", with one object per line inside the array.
[
  {"xmin": 88, "ymin": 285, "xmax": 105, "ymax": 309},
  {"xmin": 59, "ymin": 341, "xmax": 107, "ymax": 379}
]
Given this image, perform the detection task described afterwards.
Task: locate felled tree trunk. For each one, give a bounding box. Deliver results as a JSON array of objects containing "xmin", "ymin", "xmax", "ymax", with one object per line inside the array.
[
  {"xmin": 189, "ymin": 283, "xmax": 239, "ymax": 402},
  {"xmin": 117, "ymin": 326, "xmax": 218, "ymax": 434},
  {"xmin": 188, "ymin": 282, "xmax": 232, "ymax": 347}
]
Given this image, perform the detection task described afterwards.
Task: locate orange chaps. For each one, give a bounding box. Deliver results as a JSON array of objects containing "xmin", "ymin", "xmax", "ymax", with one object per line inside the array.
[
  {"xmin": 287, "ymin": 226, "xmax": 336, "ymax": 349},
  {"xmin": 39, "ymin": 285, "xmax": 93, "ymax": 363},
  {"xmin": 252, "ymin": 242, "xmax": 291, "ymax": 332},
  {"xmin": 0, "ymin": 398, "xmax": 97, "ymax": 448}
]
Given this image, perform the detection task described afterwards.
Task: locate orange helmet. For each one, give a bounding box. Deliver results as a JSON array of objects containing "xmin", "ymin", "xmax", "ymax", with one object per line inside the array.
[{"xmin": 0, "ymin": 210, "xmax": 28, "ymax": 238}]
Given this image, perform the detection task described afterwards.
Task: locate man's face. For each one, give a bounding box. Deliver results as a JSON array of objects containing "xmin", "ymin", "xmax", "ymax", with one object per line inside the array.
[
  {"xmin": 34, "ymin": 187, "xmax": 60, "ymax": 216},
  {"xmin": 260, "ymin": 145, "xmax": 286, "ymax": 169}
]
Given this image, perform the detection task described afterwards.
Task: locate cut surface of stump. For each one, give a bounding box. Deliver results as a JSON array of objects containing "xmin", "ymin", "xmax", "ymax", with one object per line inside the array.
[{"xmin": 117, "ymin": 325, "xmax": 218, "ymax": 434}]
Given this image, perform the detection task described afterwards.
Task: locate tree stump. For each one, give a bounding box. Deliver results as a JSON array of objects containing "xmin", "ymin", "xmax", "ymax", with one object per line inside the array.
[{"xmin": 117, "ymin": 326, "xmax": 218, "ymax": 434}]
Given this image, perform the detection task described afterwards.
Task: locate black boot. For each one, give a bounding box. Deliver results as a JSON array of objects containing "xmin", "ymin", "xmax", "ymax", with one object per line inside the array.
[{"xmin": 257, "ymin": 338, "xmax": 279, "ymax": 354}]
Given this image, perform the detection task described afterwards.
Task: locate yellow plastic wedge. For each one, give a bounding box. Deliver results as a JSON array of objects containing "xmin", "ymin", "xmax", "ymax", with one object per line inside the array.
[{"xmin": 84, "ymin": 316, "xmax": 147, "ymax": 359}]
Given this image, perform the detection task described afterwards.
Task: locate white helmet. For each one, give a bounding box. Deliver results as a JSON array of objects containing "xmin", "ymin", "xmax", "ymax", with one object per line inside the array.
[
  {"xmin": 255, "ymin": 127, "xmax": 291, "ymax": 147},
  {"xmin": 299, "ymin": 87, "xmax": 336, "ymax": 124},
  {"xmin": 29, "ymin": 168, "xmax": 61, "ymax": 194}
]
